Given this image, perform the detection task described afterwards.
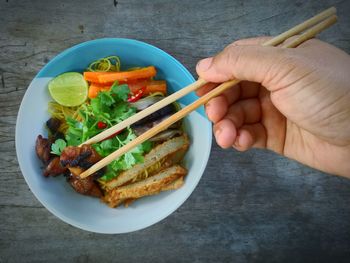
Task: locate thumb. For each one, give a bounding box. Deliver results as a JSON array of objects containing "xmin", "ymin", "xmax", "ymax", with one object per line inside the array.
[{"xmin": 196, "ymin": 44, "xmax": 291, "ymax": 91}]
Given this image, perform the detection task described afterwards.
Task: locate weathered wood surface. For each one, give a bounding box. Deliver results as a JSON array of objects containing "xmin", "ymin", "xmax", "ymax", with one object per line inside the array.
[{"xmin": 1, "ymin": 0, "xmax": 350, "ymax": 262}]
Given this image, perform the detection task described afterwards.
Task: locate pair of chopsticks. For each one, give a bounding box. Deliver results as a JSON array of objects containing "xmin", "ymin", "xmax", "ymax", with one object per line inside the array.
[{"xmin": 79, "ymin": 7, "xmax": 337, "ymax": 179}]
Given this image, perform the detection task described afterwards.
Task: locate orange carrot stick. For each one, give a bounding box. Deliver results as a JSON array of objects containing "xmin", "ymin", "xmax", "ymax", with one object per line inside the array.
[
  {"xmin": 145, "ymin": 80, "xmax": 167, "ymax": 95},
  {"xmin": 88, "ymin": 83, "xmax": 102, "ymax": 99},
  {"xmin": 88, "ymin": 83, "xmax": 112, "ymax": 98},
  {"xmin": 97, "ymin": 66, "xmax": 157, "ymax": 83},
  {"xmin": 84, "ymin": 72, "xmax": 100, "ymax": 83}
]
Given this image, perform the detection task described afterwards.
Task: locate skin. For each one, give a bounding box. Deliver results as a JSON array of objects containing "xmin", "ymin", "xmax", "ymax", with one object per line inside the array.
[{"xmin": 196, "ymin": 37, "xmax": 350, "ymax": 178}]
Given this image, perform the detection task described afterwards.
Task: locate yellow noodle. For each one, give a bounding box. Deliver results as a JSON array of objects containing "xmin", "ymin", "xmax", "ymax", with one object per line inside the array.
[
  {"xmin": 87, "ymin": 56, "xmax": 121, "ymax": 72},
  {"xmin": 48, "ymin": 102, "xmax": 81, "ymax": 133}
]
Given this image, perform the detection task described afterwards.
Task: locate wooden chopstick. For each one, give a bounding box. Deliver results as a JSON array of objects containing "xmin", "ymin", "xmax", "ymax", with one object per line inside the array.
[
  {"xmin": 79, "ymin": 8, "xmax": 337, "ymax": 178},
  {"xmin": 262, "ymin": 6, "xmax": 336, "ymax": 47},
  {"xmin": 82, "ymin": 7, "xmax": 336, "ymax": 147},
  {"xmin": 280, "ymin": 15, "xmax": 337, "ymax": 48}
]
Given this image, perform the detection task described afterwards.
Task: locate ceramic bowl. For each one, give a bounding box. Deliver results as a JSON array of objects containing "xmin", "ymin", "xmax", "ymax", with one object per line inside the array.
[{"xmin": 16, "ymin": 38, "xmax": 212, "ymax": 233}]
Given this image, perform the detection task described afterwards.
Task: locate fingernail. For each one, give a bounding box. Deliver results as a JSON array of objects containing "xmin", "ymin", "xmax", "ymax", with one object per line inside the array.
[{"xmin": 197, "ymin": 57, "xmax": 213, "ymax": 72}]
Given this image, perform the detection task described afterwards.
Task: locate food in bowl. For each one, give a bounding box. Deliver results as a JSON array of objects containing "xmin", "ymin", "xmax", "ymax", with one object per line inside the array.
[
  {"xmin": 16, "ymin": 38, "xmax": 211, "ymax": 233},
  {"xmin": 35, "ymin": 55, "xmax": 190, "ymax": 208}
]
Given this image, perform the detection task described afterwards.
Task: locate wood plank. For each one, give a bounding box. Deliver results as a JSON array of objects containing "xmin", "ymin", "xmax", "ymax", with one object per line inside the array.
[{"xmin": 1, "ymin": 0, "xmax": 350, "ymax": 262}]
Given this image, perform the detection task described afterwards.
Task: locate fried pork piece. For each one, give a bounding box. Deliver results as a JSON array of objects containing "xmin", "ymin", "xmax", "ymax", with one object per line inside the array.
[
  {"xmin": 43, "ymin": 157, "xmax": 67, "ymax": 177},
  {"xmin": 45, "ymin": 117, "xmax": 64, "ymax": 141},
  {"xmin": 60, "ymin": 145, "xmax": 103, "ymax": 198},
  {"xmin": 68, "ymin": 167, "xmax": 103, "ymax": 198},
  {"xmin": 46, "ymin": 118, "xmax": 61, "ymax": 134},
  {"xmin": 60, "ymin": 144, "xmax": 102, "ymax": 168},
  {"xmin": 105, "ymin": 134, "xmax": 189, "ymax": 190},
  {"xmin": 69, "ymin": 175, "xmax": 103, "ymax": 197},
  {"xmin": 104, "ymin": 165, "xmax": 187, "ymax": 207},
  {"xmin": 35, "ymin": 135, "xmax": 52, "ymax": 164}
]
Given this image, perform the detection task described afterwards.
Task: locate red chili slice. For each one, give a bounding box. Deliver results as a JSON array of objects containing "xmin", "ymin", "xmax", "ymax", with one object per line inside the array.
[
  {"xmin": 127, "ymin": 86, "xmax": 146, "ymax": 102},
  {"xmin": 97, "ymin": 121, "xmax": 107, "ymax": 129},
  {"xmin": 102, "ymin": 129, "xmax": 123, "ymax": 141}
]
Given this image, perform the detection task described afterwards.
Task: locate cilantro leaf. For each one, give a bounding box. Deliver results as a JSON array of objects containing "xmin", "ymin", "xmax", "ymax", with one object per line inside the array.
[
  {"xmin": 124, "ymin": 152, "xmax": 137, "ymax": 168},
  {"xmin": 51, "ymin": 139, "xmax": 67, "ymax": 155},
  {"xmin": 132, "ymin": 152, "xmax": 144, "ymax": 163},
  {"xmin": 111, "ymin": 159, "xmax": 127, "ymax": 171},
  {"xmin": 100, "ymin": 164, "xmax": 120, "ymax": 181},
  {"xmin": 141, "ymin": 140, "xmax": 153, "ymax": 153},
  {"xmin": 99, "ymin": 92, "xmax": 115, "ymax": 107},
  {"xmin": 93, "ymin": 138, "xmax": 119, "ymax": 157},
  {"xmin": 90, "ymin": 97, "xmax": 101, "ymax": 115},
  {"xmin": 65, "ymin": 117, "xmax": 83, "ymax": 146},
  {"xmin": 111, "ymin": 82, "xmax": 130, "ymax": 101}
]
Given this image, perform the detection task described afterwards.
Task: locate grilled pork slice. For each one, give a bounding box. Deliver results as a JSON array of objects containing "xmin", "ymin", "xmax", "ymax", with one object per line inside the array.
[
  {"xmin": 105, "ymin": 134, "xmax": 189, "ymax": 190},
  {"xmin": 60, "ymin": 145, "xmax": 103, "ymax": 198},
  {"xmin": 65, "ymin": 167, "xmax": 102, "ymax": 197},
  {"xmin": 60, "ymin": 144, "xmax": 102, "ymax": 168},
  {"xmin": 68, "ymin": 174, "xmax": 103, "ymax": 198},
  {"xmin": 43, "ymin": 157, "xmax": 67, "ymax": 177},
  {"xmin": 35, "ymin": 135, "xmax": 52, "ymax": 164},
  {"xmin": 104, "ymin": 165, "xmax": 187, "ymax": 207}
]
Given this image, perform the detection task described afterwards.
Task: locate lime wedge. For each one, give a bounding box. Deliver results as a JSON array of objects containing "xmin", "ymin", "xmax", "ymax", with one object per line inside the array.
[{"xmin": 48, "ymin": 72, "xmax": 88, "ymax": 107}]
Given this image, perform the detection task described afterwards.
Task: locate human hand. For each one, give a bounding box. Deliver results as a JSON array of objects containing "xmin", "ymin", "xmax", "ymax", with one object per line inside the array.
[{"xmin": 196, "ymin": 37, "xmax": 350, "ymax": 178}]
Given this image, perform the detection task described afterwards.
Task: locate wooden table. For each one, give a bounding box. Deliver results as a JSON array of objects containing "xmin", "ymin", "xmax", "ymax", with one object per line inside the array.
[{"xmin": 1, "ymin": 0, "xmax": 350, "ymax": 262}]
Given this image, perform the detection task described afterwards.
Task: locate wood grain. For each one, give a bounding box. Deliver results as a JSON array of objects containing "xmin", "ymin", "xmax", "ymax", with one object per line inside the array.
[{"xmin": 1, "ymin": 0, "xmax": 350, "ymax": 262}]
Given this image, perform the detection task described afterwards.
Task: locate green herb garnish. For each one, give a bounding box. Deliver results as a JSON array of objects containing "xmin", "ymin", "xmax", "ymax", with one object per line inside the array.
[{"xmin": 51, "ymin": 139, "xmax": 67, "ymax": 156}]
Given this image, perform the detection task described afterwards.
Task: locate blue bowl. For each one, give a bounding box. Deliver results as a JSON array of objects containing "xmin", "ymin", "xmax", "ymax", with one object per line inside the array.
[{"xmin": 16, "ymin": 38, "xmax": 212, "ymax": 233}]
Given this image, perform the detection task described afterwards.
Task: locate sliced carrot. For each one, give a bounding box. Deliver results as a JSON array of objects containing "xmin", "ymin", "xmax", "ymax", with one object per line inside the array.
[
  {"xmin": 84, "ymin": 72, "xmax": 115, "ymax": 86},
  {"xmin": 84, "ymin": 72, "xmax": 100, "ymax": 83},
  {"xmin": 145, "ymin": 80, "xmax": 167, "ymax": 95},
  {"xmin": 97, "ymin": 66, "xmax": 157, "ymax": 83},
  {"xmin": 88, "ymin": 83, "xmax": 113, "ymax": 98},
  {"xmin": 88, "ymin": 83, "xmax": 102, "ymax": 99}
]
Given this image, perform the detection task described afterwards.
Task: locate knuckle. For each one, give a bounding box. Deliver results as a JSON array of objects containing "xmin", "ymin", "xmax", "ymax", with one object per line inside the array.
[
  {"xmin": 266, "ymin": 48, "xmax": 299, "ymax": 78},
  {"xmin": 281, "ymin": 48, "xmax": 303, "ymax": 64},
  {"xmin": 221, "ymin": 45, "xmax": 245, "ymax": 67}
]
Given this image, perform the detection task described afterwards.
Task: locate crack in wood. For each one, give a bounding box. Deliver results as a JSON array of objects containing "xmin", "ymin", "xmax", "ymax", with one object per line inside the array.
[
  {"xmin": 0, "ymin": 204, "xmax": 43, "ymax": 209},
  {"xmin": 1, "ymin": 73, "xmax": 5, "ymax": 90},
  {"xmin": 0, "ymin": 42, "xmax": 27, "ymax": 49},
  {"xmin": 0, "ymin": 67, "xmax": 18, "ymax": 75},
  {"xmin": 9, "ymin": 50, "xmax": 53, "ymax": 62},
  {"xmin": 198, "ymin": 12, "xmax": 249, "ymax": 24},
  {"xmin": 141, "ymin": 37, "xmax": 198, "ymax": 41},
  {"xmin": 258, "ymin": 10, "xmax": 291, "ymax": 23},
  {"xmin": 336, "ymin": 0, "xmax": 348, "ymax": 5}
]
